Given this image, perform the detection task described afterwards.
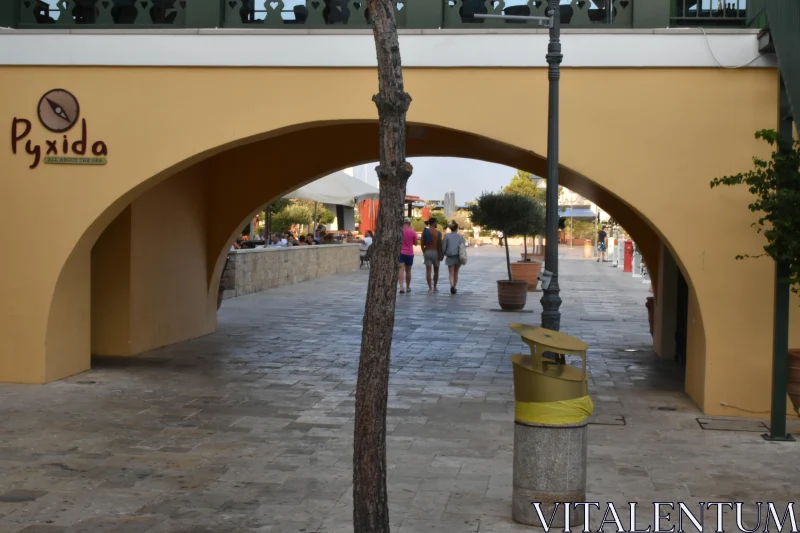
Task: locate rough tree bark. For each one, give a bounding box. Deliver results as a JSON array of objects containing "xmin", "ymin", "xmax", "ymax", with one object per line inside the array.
[{"xmin": 353, "ymin": 1, "xmax": 412, "ymax": 532}]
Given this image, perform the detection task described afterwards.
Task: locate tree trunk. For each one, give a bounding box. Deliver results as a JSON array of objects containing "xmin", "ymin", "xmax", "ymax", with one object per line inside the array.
[
  {"xmin": 523, "ymin": 233, "xmax": 528, "ymax": 258},
  {"xmin": 504, "ymin": 235, "xmax": 513, "ymax": 280},
  {"xmin": 354, "ymin": 2, "xmax": 412, "ymax": 533}
]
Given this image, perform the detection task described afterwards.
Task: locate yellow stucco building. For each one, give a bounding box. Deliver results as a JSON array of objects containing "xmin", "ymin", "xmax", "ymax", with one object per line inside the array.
[{"xmin": 0, "ymin": 26, "xmax": 797, "ymax": 419}]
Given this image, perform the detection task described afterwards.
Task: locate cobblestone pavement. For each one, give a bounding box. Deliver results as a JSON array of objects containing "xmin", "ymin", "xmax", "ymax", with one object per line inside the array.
[{"xmin": 1, "ymin": 246, "xmax": 798, "ymax": 532}]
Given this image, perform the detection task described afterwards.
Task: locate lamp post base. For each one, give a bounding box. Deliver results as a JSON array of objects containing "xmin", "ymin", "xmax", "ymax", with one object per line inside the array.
[
  {"xmin": 761, "ymin": 433, "xmax": 795, "ymax": 442},
  {"xmin": 540, "ymin": 287, "xmax": 562, "ymax": 332}
]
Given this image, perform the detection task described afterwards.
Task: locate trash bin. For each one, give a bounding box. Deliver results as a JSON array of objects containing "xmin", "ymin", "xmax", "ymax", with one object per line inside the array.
[{"xmin": 508, "ymin": 324, "xmax": 592, "ymax": 528}]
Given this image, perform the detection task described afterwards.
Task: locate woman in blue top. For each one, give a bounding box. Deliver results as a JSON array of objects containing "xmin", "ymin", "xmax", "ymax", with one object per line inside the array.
[{"xmin": 441, "ymin": 221, "xmax": 465, "ymax": 294}]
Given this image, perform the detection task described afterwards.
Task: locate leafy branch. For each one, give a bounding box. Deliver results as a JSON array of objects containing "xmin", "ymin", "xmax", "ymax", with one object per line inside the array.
[{"xmin": 710, "ymin": 129, "xmax": 800, "ymax": 291}]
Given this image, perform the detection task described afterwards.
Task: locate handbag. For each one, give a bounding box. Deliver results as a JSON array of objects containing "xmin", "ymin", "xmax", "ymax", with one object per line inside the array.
[{"xmin": 458, "ymin": 237, "xmax": 468, "ymax": 266}]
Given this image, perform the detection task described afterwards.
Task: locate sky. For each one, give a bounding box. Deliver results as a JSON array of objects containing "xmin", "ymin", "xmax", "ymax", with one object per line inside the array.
[{"xmin": 354, "ymin": 158, "xmax": 537, "ymax": 203}]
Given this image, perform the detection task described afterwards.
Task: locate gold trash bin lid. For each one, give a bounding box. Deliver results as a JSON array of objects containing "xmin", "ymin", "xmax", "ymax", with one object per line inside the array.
[{"xmin": 510, "ymin": 354, "xmax": 589, "ymax": 403}]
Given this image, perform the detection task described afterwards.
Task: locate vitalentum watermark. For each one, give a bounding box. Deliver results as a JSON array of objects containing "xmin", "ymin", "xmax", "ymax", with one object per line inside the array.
[{"xmin": 531, "ymin": 502, "xmax": 798, "ymax": 532}]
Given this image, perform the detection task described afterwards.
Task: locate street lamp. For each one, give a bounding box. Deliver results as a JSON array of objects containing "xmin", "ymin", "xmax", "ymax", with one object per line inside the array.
[{"xmin": 475, "ymin": 0, "xmax": 563, "ymax": 331}]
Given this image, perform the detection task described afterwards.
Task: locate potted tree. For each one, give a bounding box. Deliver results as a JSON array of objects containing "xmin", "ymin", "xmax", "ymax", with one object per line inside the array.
[
  {"xmin": 711, "ymin": 129, "xmax": 800, "ymax": 414},
  {"xmin": 502, "ymin": 169, "xmax": 546, "ymax": 262},
  {"xmin": 471, "ymin": 192, "xmax": 541, "ymax": 310},
  {"xmin": 510, "ymin": 199, "xmax": 546, "ymax": 291}
]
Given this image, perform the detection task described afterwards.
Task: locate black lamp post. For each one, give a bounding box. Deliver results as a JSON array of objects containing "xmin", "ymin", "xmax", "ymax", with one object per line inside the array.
[{"xmin": 475, "ymin": 0, "xmax": 562, "ymax": 331}]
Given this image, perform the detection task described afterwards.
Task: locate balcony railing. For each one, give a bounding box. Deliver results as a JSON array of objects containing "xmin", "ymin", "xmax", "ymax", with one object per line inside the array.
[
  {"xmin": 19, "ymin": 0, "xmax": 187, "ymax": 25},
  {"xmin": 670, "ymin": 0, "xmax": 747, "ymax": 27},
  {"xmin": 17, "ymin": 0, "xmax": 635, "ymax": 29}
]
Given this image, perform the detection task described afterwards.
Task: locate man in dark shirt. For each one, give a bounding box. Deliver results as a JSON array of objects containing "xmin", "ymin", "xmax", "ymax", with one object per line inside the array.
[{"xmin": 597, "ymin": 226, "xmax": 608, "ymax": 262}]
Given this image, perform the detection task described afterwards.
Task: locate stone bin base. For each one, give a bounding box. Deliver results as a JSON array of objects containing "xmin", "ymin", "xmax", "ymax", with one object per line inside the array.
[{"xmin": 512, "ymin": 420, "xmax": 588, "ymax": 528}]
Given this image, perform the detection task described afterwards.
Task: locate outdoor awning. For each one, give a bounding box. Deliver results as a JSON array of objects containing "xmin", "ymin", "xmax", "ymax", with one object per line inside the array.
[
  {"xmin": 559, "ymin": 207, "xmax": 597, "ymax": 219},
  {"xmin": 284, "ymin": 171, "xmax": 379, "ymax": 206}
]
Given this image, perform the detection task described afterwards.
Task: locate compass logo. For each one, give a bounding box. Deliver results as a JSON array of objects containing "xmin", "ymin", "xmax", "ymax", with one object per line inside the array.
[
  {"xmin": 37, "ymin": 89, "xmax": 80, "ymax": 133},
  {"xmin": 12, "ymin": 89, "xmax": 108, "ymax": 169}
]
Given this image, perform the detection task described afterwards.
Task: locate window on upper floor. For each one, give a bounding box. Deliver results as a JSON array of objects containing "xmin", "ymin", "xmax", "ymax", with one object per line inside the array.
[{"xmin": 671, "ymin": 0, "xmax": 747, "ymax": 27}]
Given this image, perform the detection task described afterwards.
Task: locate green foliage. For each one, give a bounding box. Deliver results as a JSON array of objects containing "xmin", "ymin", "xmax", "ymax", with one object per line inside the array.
[
  {"xmin": 433, "ymin": 212, "xmax": 448, "ymax": 228},
  {"xmin": 294, "ymin": 200, "xmax": 335, "ymax": 225},
  {"xmin": 710, "ymin": 129, "xmax": 800, "ymax": 291},
  {"xmin": 452, "ymin": 210, "xmax": 473, "ymax": 231},
  {"xmin": 271, "ymin": 204, "xmax": 313, "ymax": 233},
  {"xmin": 470, "ymin": 192, "xmax": 545, "ymax": 280},
  {"xmin": 471, "ymin": 192, "xmax": 543, "ymax": 236},
  {"xmin": 504, "ymin": 170, "xmax": 546, "ymax": 204},
  {"xmin": 268, "ymin": 199, "xmax": 292, "ymax": 214},
  {"xmin": 517, "ymin": 202, "xmax": 545, "ymax": 239},
  {"xmin": 564, "ymin": 219, "xmax": 595, "ymax": 240}
]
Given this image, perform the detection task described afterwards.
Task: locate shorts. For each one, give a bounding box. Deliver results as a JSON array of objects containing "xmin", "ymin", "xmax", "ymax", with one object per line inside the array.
[
  {"xmin": 423, "ymin": 250, "xmax": 440, "ymax": 268},
  {"xmin": 399, "ymin": 254, "xmax": 414, "ymax": 267},
  {"xmin": 598, "ymin": 243, "xmax": 607, "ymax": 252},
  {"xmin": 445, "ymin": 255, "xmax": 461, "ymax": 267}
]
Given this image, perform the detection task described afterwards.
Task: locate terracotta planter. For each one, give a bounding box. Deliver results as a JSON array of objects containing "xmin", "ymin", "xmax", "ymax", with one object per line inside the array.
[
  {"xmin": 788, "ymin": 350, "xmax": 800, "ymax": 415},
  {"xmin": 497, "ymin": 280, "xmax": 529, "ymax": 310},
  {"xmin": 510, "ymin": 261, "xmax": 542, "ymax": 292},
  {"xmin": 645, "ymin": 297, "xmax": 654, "ymax": 337},
  {"xmin": 520, "ymin": 253, "xmax": 544, "ymax": 263}
]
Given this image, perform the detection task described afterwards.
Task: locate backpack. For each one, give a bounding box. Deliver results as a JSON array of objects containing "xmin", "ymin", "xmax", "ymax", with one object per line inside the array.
[{"xmin": 458, "ymin": 236, "xmax": 468, "ymax": 266}]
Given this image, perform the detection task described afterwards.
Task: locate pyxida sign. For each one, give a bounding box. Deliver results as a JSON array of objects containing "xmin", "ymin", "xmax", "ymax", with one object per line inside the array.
[{"xmin": 11, "ymin": 89, "xmax": 108, "ymax": 169}]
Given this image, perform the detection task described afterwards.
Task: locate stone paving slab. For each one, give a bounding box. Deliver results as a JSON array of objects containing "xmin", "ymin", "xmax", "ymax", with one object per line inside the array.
[{"xmin": 0, "ymin": 246, "xmax": 798, "ymax": 532}]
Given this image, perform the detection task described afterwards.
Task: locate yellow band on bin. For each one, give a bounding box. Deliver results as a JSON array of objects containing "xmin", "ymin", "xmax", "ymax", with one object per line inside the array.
[{"xmin": 515, "ymin": 395, "xmax": 594, "ymax": 425}]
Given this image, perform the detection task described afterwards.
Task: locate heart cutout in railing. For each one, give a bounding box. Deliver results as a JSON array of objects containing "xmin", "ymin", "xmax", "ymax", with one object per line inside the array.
[
  {"xmin": 228, "ymin": 0, "xmax": 237, "ymax": 8},
  {"xmin": 311, "ymin": 0, "xmax": 320, "ymax": 9},
  {"xmin": 576, "ymin": 0, "xmax": 586, "ymax": 9},
  {"xmin": 353, "ymin": 1, "xmax": 361, "ymax": 9},
  {"xmin": 396, "ymin": 1, "xmax": 403, "ymax": 10},
  {"xmin": 101, "ymin": 1, "xmax": 109, "ymax": 8},
  {"xmin": 23, "ymin": 0, "xmax": 31, "ymax": 7},
  {"xmin": 178, "ymin": 0, "xmax": 186, "ymax": 8},
  {"xmin": 140, "ymin": 0, "xmax": 150, "ymax": 8},
  {"xmin": 269, "ymin": 1, "xmax": 279, "ymax": 8},
  {"xmin": 448, "ymin": 0, "xmax": 457, "ymax": 8},
  {"xmin": 619, "ymin": 0, "xmax": 629, "ymax": 7},
  {"xmin": 532, "ymin": 0, "xmax": 542, "ymax": 8}
]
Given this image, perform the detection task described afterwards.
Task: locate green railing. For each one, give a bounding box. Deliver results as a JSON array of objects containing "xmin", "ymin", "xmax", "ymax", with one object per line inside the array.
[
  {"xmin": 19, "ymin": 0, "xmax": 187, "ymax": 26},
  {"xmin": 15, "ymin": 0, "xmax": 637, "ymax": 29}
]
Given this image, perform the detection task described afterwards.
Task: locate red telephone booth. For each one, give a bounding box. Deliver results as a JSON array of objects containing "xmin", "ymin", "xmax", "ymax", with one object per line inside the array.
[{"xmin": 624, "ymin": 241, "xmax": 634, "ymax": 273}]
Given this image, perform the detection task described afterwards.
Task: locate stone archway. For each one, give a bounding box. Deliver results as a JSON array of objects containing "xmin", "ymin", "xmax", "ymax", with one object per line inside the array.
[{"xmin": 79, "ymin": 121, "xmax": 698, "ymax": 408}]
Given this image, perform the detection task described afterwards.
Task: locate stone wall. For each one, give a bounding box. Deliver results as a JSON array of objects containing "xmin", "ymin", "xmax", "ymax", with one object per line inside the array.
[{"xmin": 220, "ymin": 244, "xmax": 361, "ymax": 300}]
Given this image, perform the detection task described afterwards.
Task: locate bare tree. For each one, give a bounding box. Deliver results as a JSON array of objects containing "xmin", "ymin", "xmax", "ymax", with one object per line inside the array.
[{"xmin": 353, "ymin": 1, "xmax": 412, "ymax": 532}]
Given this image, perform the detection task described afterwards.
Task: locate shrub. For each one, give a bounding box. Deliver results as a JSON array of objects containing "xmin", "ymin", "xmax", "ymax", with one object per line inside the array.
[{"xmin": 471, "ymin": 192, "xmax": 544, "ymax": 280}]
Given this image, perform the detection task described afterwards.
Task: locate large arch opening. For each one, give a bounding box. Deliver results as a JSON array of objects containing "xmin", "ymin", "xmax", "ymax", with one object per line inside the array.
[{"xmin": 78, "ymin": 120, "xmax": 704, "ymax": 406}]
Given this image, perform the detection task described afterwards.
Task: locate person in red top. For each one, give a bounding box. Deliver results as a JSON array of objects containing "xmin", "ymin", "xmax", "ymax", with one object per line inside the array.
[{"xmin": 398, "ymin": 217, "xmax": 419, "ymax": 294}]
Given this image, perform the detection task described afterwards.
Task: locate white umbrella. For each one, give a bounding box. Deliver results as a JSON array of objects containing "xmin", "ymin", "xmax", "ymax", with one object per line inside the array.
[{"xmin": 284, "ymin": 170, "xmax": 379, "ymax": 206}]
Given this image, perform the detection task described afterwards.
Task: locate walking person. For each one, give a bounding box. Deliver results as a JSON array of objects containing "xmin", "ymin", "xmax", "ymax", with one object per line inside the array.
[
  {"xmin": 597, "ymin": 225, "xmax": 608, "ymax": 262},
  {"xmin": 442, "ymin": 221, "xmax": 465, "ymax": 294},
  {"xmin": 398, "ymin": 217, "xmax": 418, "ymax": 294},
  {"xmin": 421, "ymin": 218, "xmax": 443, "ymax": 292}
]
